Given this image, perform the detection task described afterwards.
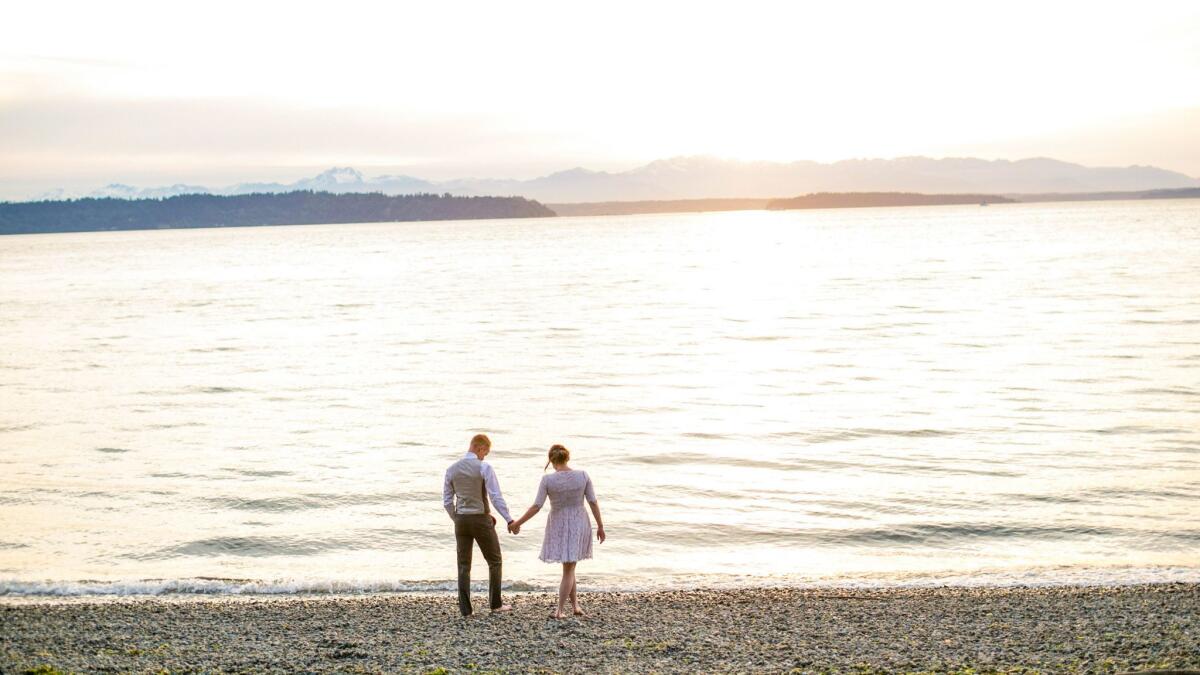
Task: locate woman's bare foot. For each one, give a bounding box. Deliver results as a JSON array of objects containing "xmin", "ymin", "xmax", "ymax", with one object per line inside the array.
[{"xmin": 549, "ymin": 610, "xmax": 564, "ymax": 620}]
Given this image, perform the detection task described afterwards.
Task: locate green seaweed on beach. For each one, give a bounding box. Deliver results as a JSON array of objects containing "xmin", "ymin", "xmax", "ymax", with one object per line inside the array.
[{"xmin": 23, "ymin": 666, "xmax": 71, "ymax": 675}]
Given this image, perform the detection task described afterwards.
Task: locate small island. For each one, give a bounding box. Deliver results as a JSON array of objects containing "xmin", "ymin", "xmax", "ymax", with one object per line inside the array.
[
  {"xmin": 0, "ymin": 191, "xmax": 556, "ymax": 235},
  {"xmin": 766, "ymin": 192, "xmax": 1015, "ymax": 210}
]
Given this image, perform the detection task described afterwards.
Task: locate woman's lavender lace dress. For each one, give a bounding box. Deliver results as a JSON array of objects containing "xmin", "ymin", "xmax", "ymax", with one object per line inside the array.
[{"xmin": 534, "ymin": 470, "xmax": 597, "ymax": 563}]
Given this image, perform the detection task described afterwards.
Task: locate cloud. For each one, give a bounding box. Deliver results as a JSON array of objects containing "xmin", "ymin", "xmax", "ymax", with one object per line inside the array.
[
  {"xmin": 944, "ymin": 108, "xmax": 1200, "ymax": 178},
  {"xmin": 2, "ymin": 96, "xmax": 530, "ymax": 160},
  {"xmin": 0, "ymin": 95, "xmax": 604, "ymax": 197}
]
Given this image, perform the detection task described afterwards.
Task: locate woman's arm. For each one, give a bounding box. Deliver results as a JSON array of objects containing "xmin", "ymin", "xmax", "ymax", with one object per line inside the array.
[
  {"xmin": 584, "ymin": 472, "xmax": 604, "ymax": 542},
  {"xmin": 510, "ymin": 476, "xmax": 548, "ymax": 534},
  {"xmin": 509, "ymin": 504, "xmax": 541, "ymax": 533},
  {"xmin": 588, "ymin": 500, "xmax": 605, "ymax": 543}
]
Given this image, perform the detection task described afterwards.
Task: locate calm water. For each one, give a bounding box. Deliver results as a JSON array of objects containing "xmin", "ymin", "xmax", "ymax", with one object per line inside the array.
[{"xmin": 1, "ymin": 200, "xmax": 1198, "ymax": 596}]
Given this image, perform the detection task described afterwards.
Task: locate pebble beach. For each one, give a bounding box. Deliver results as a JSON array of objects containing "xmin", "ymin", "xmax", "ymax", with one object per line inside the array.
[{"xmin": 2, "ymin": 584, "xmax": 1197, "ymax": 673}]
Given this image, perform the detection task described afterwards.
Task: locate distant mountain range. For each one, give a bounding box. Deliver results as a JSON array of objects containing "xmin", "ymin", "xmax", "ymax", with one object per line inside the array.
[{"xmin": 26, "ymin": 156, "xmax": 1200, "ymax": 204}]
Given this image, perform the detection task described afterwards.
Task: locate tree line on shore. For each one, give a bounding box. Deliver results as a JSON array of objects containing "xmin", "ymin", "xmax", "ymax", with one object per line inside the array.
[{"xmin": 0, "ymin": 191, "xmax": 556, "ymax": 235}]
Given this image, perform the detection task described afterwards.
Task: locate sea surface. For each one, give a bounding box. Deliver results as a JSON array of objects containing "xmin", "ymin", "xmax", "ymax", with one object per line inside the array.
[{"xmin": 1, "ymin": 200, "xmax": 1198, "ymax": 597}]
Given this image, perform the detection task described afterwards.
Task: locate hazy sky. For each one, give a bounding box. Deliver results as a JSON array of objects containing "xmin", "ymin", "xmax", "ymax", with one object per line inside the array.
[{"xmin": 2, "ymin": 0, "xmax": 1199, "ymax": 199}]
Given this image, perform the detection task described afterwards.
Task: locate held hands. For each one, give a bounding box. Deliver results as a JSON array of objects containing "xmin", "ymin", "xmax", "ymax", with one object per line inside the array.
[{"xmin": 507, "ymin": 520, "xmax": 520, "ymax": 535}]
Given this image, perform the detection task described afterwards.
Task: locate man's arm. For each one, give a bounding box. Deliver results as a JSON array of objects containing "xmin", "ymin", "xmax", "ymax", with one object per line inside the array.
[
  {"xmin": 442, "ymin": 467, "xmax": 456, "ymax": 520},
  {"xmin": 479, "ymin": 462, "xmax": 513, "ymax": 525}
]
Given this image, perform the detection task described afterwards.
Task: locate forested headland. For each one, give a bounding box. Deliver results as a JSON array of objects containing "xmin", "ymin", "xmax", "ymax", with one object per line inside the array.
[
  {"xmin": 0, "ymin": 191, "xmax": 556, "ymax": 235},
  {"xmin": 766, "ymin": 192, "xmax": 1015, "ymax": 210},
  {"xmin": 549, "ymin": 198, "xmax": 772, "ymax": 217}
]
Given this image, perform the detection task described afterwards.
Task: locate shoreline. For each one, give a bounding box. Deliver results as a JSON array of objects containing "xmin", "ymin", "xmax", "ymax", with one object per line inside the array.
[
  {"xmin": 5, "ymin": 565, "xmax": 1200, "ymax": 601},
  {"xmin": 3, "ymin": 584, "xmax": 1196, "ymax": 673},
  {"xmin": 7, "ymin": 559, "xmax": 1200, "ymax": 595}
]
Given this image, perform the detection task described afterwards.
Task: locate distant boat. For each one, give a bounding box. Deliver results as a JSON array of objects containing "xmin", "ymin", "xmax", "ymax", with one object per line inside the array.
[{"xmin": 980, "ymin": 202, "xmax": 989, "ymax": 206}]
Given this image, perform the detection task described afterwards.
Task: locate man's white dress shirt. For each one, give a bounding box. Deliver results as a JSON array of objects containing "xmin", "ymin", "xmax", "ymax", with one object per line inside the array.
[{"xmin": 443, "ymin": 451, "xmax": 513, "ymax": 523}]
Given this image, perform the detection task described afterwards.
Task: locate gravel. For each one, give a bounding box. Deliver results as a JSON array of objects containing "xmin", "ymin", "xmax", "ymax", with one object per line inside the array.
[{"xmin": 2, "ymin": 584, "xmax": 1197, "ymax": 673}]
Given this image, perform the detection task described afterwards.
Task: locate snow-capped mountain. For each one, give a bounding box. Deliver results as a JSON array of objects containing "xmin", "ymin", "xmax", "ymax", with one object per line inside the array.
[
  {"xmin": 86, "ymin": 183, "xmax": 210, "ymax": 199},
  {"xmin": 291, "ymin": 167, "xmax": 365, "ymax": 191},
  {"xmin": 35, "ymin": 168, "xmax": 438, "ymax": 201},
  {"xmin": 225, "ymin": 167, "xmax": 436, "ymax": 197}
]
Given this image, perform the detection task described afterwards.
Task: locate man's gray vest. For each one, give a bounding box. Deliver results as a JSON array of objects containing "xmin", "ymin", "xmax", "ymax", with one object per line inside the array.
[{"xmin": 448, "ymin": 455, "xmax": 490, "ymax": 516}]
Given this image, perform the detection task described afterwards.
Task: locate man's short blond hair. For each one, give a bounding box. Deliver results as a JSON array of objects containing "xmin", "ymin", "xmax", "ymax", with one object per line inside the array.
[{"xmin": 470, "ymin": 434, "xmax": 491, "ymax": 452}]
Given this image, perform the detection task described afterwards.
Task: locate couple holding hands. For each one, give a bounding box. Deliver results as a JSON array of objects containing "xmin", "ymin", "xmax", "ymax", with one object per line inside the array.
[{"xmin": 442, "ymin": 434, "xmax": 605, "ymax": 619}]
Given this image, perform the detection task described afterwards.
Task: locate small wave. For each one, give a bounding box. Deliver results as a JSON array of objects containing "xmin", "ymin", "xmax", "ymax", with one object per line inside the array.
[
  {"xmin": 1125, "ymin": 318, "xmax": 1200, "ymax": 325},
  {"xmin": 1156, "ymin": 443, "xmax": 1200, "ymax": 455},
  {"xmin": 617, "ymin": 520, "xmax": 1200, "ymax": 549},
  {"xmin": 94, "ymin": 447, "xmax": 131, "ymax": 454},
  {"xmin": 316, "ymin": 490, "xmax": 438, "ymax": 505},
  {"xmin": 188, "ymin": 386, "xmax": 250, "ymax": 394},
  {"xmin": 137, "ymin": 536, "xmax": 349, "ymax": 559},
  {"xmin": 558, "ymin": 381, "xmax": 614, "ymax": 389},
  {"xmin": 201, "ymin": 491, "xmax": 432, "ymax": 512},
  {"xmin": 132, "ymin": 528, "xmax": 444, "ymax": 560},
  {"xmin": 1079, "ymin": 484, "xmax": 1200, "ymax": 502},
  {"xmin": 148, "ymin": 422, "xmax": 204, "ymax": 429},
  {"xmin": 873, "ymin": 462, "xmax": 1023, "ymax": 478},
  {"xmin": 1092, "ymin": 425, "xmax": 1191, "ymax": 435},
  {"xmin": 726, "ymin": 335, "xmax": 790, "ymax": 342},
  {"xmin": 202, "ymin": 496, "xmax": 327, "ymax": 512},
  {"xmin": 69, "ymin": 490, "xmax": 119, "ymax": 499},
  {"xmin": 1127, "ymin": 386, "xmax": 1198, "ymax": 397},
  {"xmin": 769, "ymin": 428, "xmax": 959, "ymax": 444},
  {"xmin": 220, "ymin": 468, "xmax": 293, "ymax": 478},
  {"xmin": 623, "ymin": 452, "xmax": 856, "ymax": 472},
  {"xmin": 1001, "ymin": 492, "xmax": 1085, "ymax": 505}
]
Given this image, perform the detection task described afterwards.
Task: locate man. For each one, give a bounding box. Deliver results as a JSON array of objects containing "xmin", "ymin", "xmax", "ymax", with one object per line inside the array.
[{"xmin": 443, "ymin": 433, "xmax": 515, "ymax": 616}]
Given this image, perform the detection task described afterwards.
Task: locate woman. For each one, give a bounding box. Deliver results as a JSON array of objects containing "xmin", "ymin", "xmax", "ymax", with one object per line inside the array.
[{"xmin": 510, "ymin": 444, "xmax": 605, "ymax": 619}]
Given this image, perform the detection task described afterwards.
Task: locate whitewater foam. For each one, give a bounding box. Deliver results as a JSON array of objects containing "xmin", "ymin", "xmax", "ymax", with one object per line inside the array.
[{"xmin": 3, "ymin": 567, "xmax": 1198, "ymax": 599}]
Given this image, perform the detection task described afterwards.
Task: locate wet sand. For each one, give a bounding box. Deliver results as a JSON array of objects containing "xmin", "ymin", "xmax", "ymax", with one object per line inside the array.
[{"xmin": 2, "ymin": 584, "xmax": 1197, "ymax": 673}]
